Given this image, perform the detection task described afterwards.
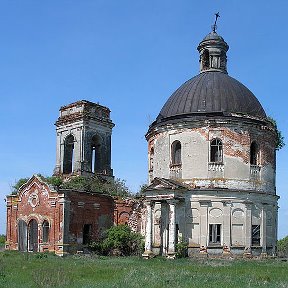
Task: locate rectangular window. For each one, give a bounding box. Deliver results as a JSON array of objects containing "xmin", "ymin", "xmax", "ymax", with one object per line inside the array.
[
  {"xmin": 252, "ymin": 225, "xmax": 260, "ymax": 246},
  {"xmin": 209, "ymin": 224, "xmax": 221, "ymax": 245}
]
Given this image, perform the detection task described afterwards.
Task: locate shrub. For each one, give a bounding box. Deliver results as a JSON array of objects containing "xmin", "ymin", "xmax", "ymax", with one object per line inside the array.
[
  {"xmin": 60, "ymin": 176, "xmax": 132, "ymax": 197},
  {"xmin": 267, "ymin": 117, "xmax": 285, "ymax": 151},
  {"xmin": 90, "ymin": 225, "xmax": 144, "ymax": 256},
  {"xmin": 175, "ymin": 238, "xmax": 188, "ymax": 258}
]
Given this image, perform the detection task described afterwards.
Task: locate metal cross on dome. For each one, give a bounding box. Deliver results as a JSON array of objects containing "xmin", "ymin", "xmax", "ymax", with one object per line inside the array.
[{"xmin": 212, "ymin": 12, "xmax": 220, "ymax": 33}]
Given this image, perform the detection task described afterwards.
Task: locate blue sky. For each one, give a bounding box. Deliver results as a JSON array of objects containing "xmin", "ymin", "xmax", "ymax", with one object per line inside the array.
[{"xmin": 0, "ymin": 1, "xmax": 287, "ymax": 238}]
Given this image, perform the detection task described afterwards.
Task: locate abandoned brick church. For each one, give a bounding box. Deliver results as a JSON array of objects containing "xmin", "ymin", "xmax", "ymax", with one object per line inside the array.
[
  {"xmin": 6, "ymin": 101, "xmax": 140, "ymax": 255},
  {"xmin": 6, "ymin": 24, "xmax": 279, "ymax": 258}
]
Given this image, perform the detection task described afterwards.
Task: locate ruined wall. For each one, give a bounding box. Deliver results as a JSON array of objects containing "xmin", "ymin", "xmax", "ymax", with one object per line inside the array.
[
  {"xmin": 66, "ymin": 191, "xmax": 114, "ymax": 252},
  {"xmin": 114, "ymin": 198, "xmax": 143, "ymax": 233}
]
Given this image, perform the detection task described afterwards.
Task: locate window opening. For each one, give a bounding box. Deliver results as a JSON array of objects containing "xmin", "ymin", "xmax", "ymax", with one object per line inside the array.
[
  {"xmin": 42, "ymin": 221, "xmax": 49, "ymax": 243},
  {"xmin": 83, "ymin": 224, "xmax": 92, "ymax": 245},
  {"xmin": 18, "ymin": 220, "xmax": 27, "ymax": 252},
  {"xmin": 210, "ymin": 139, "xmax": 223, "ymax": 163},
  {"xmin": 149, "ymin": 147, "xmax": 154, "ymax": 171},
  {"xmin": 252, "ymin": 225, "xmax": 260, "ymax": 246},
  {"xmin": 28, "ymin": 219, "xmax": 38, "ymax": 252},
  {"xmin": 171, "ymin": 141, "xmax": 181, "ymax": 165},
  {"xmin": 209, "ymin": 224, "xmax": 221, "ymax": 244},
  {"xmin": 63, "ymin": 135, "xmax": 74, "ymax": 174},
  {"xmin": 250, "ymin": 142, "xmax": 259, "ymax": 165},
  {"xmin": 91, "ymin": 135, "xmax": 101, "ymax": 173}
]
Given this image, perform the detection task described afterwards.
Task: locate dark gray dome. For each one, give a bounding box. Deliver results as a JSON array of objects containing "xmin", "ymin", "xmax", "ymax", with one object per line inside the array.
[
  {"xmin": 202, "ymin": 31, "xmax": 225, "ymax": 42},
  {"xmin": 158, "ymin": 71, "xmax": 266, "ymax": 120}
]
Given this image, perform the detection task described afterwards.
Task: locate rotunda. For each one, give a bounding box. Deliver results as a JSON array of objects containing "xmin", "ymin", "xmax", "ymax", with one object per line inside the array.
[{"xmin": 142, "ymin": 25, "xmax": 278, "ymax": 258}]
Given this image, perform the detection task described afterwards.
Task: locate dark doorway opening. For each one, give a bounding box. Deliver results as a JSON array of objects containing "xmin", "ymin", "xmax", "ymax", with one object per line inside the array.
[
  {"xmin": 83, "ymin": 224, "xmax": 92, "ymax": 245},
  {"xmin": 28, "ymin": 219, "xmax": 38, "ymax": 252}
]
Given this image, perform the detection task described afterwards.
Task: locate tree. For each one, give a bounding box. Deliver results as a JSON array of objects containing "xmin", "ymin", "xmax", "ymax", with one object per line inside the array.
[
  {"xmin": 277, "ymin": 236, "xmax": 288, "ymax": 257},
  {"xmin": 11, "ymin": 178, "xmax": 29, "ymax": 194}
]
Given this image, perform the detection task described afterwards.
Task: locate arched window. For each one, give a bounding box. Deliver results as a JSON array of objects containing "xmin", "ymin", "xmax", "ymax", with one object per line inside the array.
[
  {"xmin": 63, "ymin": 134, "xmax": 74, "ymax": 174},
  {"xmin": 91, "ymin": 135, "xmax": 102, "ymax": 173},
  {"xmin": 210, "ymin": 139, "xmax": 223, "ymax": 163},
  {"xmin": 149, "ymin": 147, "xmax": 154, "ymax": 171},
  {"xmin": 18, "ymin": 220, "xmax": 27, "ymax": 252},
  {"xmin": 202, "ymin": 49, "xmax": 210, "ymax": 70},
  {"xmin": 42, "ymin": 221, "xmax": 49, "ymax": 243},
  {"xmin": 171, "ymin": 141, "xmax": 181, "ymax": 165},
  {"xmin": 28, "ymin": 219, "xmax": 38, "ymax": 252},
  {"xmin": 250, "ymin": 141, "xmax": 259, "ymax": 165}
]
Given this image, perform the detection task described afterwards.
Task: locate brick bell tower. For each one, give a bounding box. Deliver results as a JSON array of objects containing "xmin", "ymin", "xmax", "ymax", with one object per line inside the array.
[{"xmin": 53, "ymin": 100, "xmax": 115, "ymax": 178}]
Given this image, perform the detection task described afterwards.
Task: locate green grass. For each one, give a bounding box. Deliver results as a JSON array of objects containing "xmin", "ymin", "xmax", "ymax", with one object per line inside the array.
[{"xmin": 0, "ymin": 251, "xmax": 287, "ymax": 287}]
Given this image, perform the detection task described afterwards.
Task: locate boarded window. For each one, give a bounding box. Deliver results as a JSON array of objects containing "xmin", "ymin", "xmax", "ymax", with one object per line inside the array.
[
  {"xmin": 209, "ymin": 224, "xmax": 221, "ymax": 244},
  {"xmin": 210, "ymin": 139, "xmax": 223, "ymax": 163},
  {"xmin": 42, "ymin": 221, "xmax": 49, "ymax": 243},
  {"xmin": 171, "ymin": 141, "xmax": 181, "ymax": 165},
  {"xmin": 252, "ymin": 225, "xmax": 260, "ymax": 246},
  {"xmin": 63, "ymin": 134, "xmax": 74, "ymax": 174}
]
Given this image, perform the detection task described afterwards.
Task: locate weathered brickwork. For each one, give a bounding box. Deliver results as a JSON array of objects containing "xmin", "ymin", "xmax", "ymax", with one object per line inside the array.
[
  {"xmin": 114, "ymin": 198, "xmax": 143, "ymax": 232},
  {"xmin": 6, "ymin": 175, "xmax": 115, "ymax": 255}
]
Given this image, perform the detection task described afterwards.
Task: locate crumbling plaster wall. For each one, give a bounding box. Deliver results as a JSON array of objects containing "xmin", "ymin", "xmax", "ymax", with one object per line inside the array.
[{"xmin": 148, "ymin": 119, "xmax": 276, "ymax": 193}]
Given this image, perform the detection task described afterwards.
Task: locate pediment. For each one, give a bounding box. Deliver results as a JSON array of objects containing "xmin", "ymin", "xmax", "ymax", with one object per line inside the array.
[
  {"xmin": 18, "ymin": 175, "xmax": 57, "ymax": 201},
  {"xmin": 145, "ymin": 177, "xmax": 189, "ymax": 191}
]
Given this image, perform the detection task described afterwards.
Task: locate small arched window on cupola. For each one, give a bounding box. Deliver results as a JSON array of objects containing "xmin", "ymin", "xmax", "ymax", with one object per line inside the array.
[
  {"xmin": 210, "ymin": 138, "xmax": 223, "ymax": 163},
  {"xmin": 63, "ymin": 134, "xmax": 75, "ymax": 174},
  {"xmin": 171, "ymin": 140, "xmax": 182, "ymax": 165},
  {"xmin": 250, "ymin": 141, "xmax": 259, "ymax": 165},
  {"xmin": 202, "ymin": 49, "xmax": 210, "ymax": 71}
]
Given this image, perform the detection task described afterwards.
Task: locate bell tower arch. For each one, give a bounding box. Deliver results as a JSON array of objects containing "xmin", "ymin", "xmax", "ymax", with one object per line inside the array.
[{"xmin": 53, "ymin": 100, "xmax": 114, "ymax": 178}]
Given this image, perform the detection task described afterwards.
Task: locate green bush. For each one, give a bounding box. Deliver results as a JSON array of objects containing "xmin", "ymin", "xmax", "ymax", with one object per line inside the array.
[
  {"xmin": 277, "ymin": 236, "xmax": 288, "ymax": 257},
  {"xmin": 11, "ymin": 175, "xmax": 133, "ymax": 198},
  {"xmin": 90, "ymin": 225, "xmax": 144, "ymax": 256},
  {"xmin": 175, "ymin": 238, "xmax": 188, "ymax": 258},
  {"xmin": 60, "ymin": 176, "xmax": 132, "ymax": 197}
]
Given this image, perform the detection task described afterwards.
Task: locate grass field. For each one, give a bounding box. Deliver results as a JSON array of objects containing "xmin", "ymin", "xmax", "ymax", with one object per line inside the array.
[{"xmin": 0, "ymin": 251, "xmax": 287, "ymax": 288}]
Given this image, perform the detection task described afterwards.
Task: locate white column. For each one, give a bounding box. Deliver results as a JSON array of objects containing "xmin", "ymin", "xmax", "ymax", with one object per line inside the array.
[
  {"xmin": 272, "ymin": 204, "xmax": 278, "ymax": 256},
  {"xmin": 261, "ymin": 204, "xmax": 267, "ymax": 255},
  {"xmin": 167, "ymin": 199, "xmax": 178, "ymax": 257},
  {"xmin": 244, "ymin": 202, "xmax": 252, "ymax": 255},
  {"xmin": 143, "ymin": 201, "xmax": 153, "ymax": 256}
]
